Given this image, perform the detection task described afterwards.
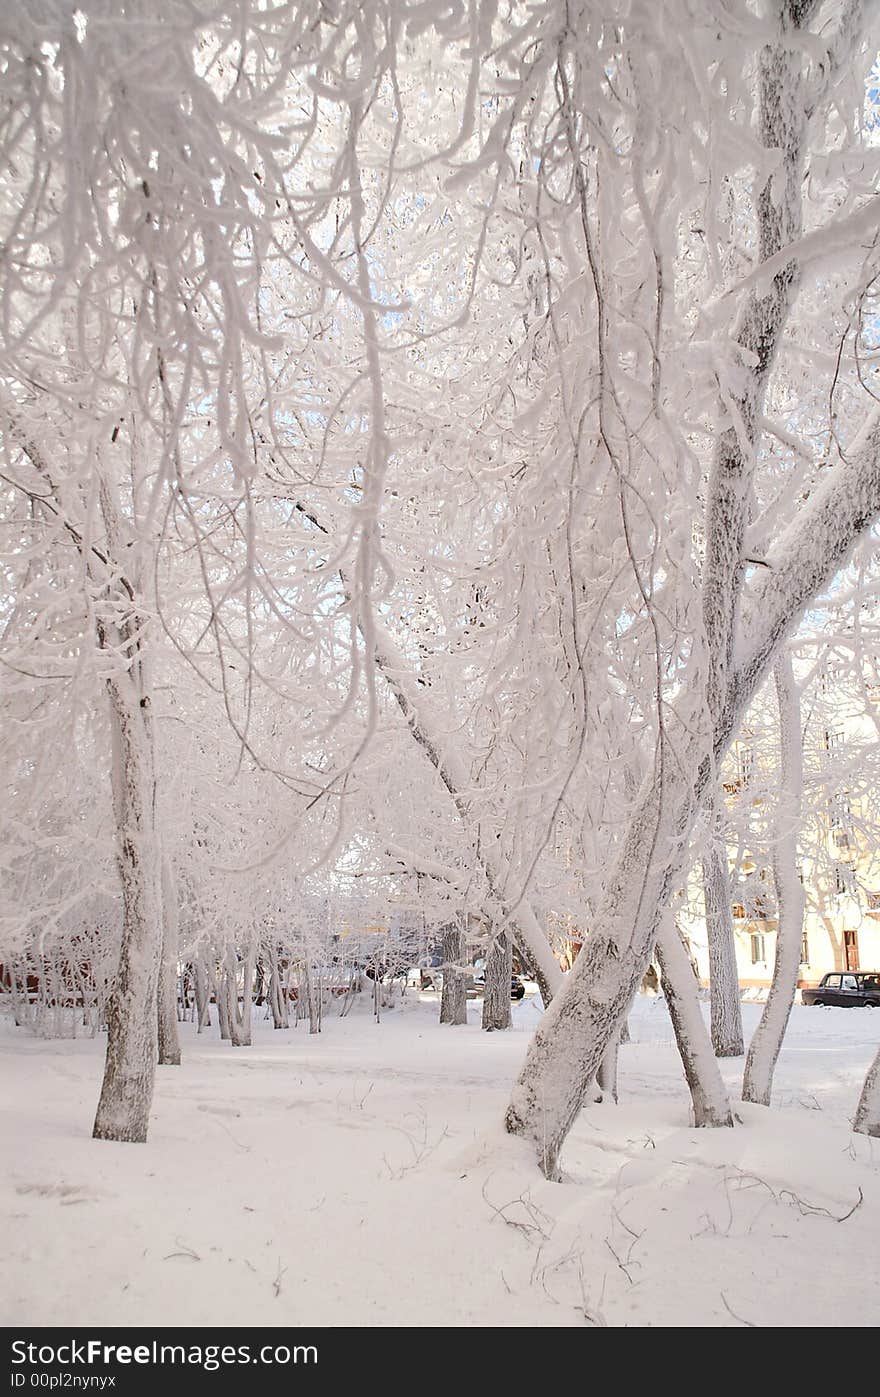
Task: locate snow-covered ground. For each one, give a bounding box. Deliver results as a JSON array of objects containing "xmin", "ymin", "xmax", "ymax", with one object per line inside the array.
[{"xmin": 2, "ymin": 991, "xmax": 878, "ymax": 1328}]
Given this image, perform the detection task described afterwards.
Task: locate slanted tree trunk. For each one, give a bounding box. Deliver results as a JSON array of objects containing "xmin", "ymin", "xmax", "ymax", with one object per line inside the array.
[
  {"xmin": 657, "ymin": 917, "xmax": 734, "ymax": 1129},
  {"xmin": 508, "ymin": 924, "xmax": 556, "ymax": 1011},
  {"xmin": 505, "ymin": 766, "xmax": 743, "ymax": 1177},
  {"xmin": 93, "ymin": 676, "xmax": 162, "ymax": 1143},
  {"xmin": 854, "ymin": 1044, "xmax": 880, "ymax": 1137},
  {"xmin": 439, "ymin": 922, "xmax": 468, "ymax": 1025},
  {"xmin": 157, "ymin": 856, "xmax": 181, "ymax": 1066},
  {"xmin": 743, "ymin": 652, "xmax": 805, "ymax": 1104},
  {"xmin": 703, "ymin": 834, "xmax": 744, "ymax": 1057},
  {"xmin": 506, "ymin": 779, "xmax": 690, "ymax": 1177},
  {"xmin": 482, "ymin": 931, "xmax": 512, "ymax": 1032}
]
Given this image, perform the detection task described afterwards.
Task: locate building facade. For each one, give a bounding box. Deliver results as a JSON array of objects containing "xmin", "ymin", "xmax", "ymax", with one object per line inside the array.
[{"xmin": 684, "ymin": 665, "xmax": 880, "ymax": 990}]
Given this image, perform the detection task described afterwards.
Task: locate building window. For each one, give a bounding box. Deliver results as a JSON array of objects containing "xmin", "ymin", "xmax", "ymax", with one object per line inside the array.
[
  {"xmin": 867, "ymin": 891, "xmax": 880, "ymax": 911},
  {"xmin": 750, "ymin": 932, "xmax": 766, "ymax": 965},
  {"xmin": 800, "ymin": 931, "xmax": 809, "ymax": 965},
  {"xmin": 737, "ymin": 743, "xmax": 753, "ymax": 789}
]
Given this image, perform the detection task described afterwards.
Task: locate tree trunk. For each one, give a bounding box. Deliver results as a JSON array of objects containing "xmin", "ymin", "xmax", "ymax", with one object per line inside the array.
[
  {"xmin": 596, "ymin": 1034, "xmax": 619, "ymax": 1104},
  {"xmin": 9, "ymin": 961, "xmax": 32, "ymax": 1029},
  {"xmin": 506, "ymin": 782, "xmax": 687, "ymax": 1177},
  {"xmin": 194, "ymin": 955, "xmax": 211, "ymax": 1032},
  {"xmin": 439, "ymin": 923, "xmax": 468, "ymax": 1025},
  {"xmin": 216, "ymin": 957, "xmax": 231, "ymax": 1041},
  {"xmin": 482, "ymin": 931, "xmax": 512, "ymax": 1032},
  {"xmin": 157, "ymin": 857, "xmax": 181, "ymax": 1066},
  {"xmin": 656, "ymin": 917, "xmax": 734, "ymax": 1130},
  {"xmin": 268, "ymin": 946, "xmax": 289, "ymax": 1029},
  {"xmin": 703, "ymin": 835, "xmax": 744, "ymax": 1057},
  {"xmin": 504, "ymin": 764, "xmax": 741, "ymax": 1177},
  {"xmin": 505, "ymin": 909, "xmax": 558, "ymax": 1008},
  {"xmin": 854, "ymin": 1044, "xmax": 880, "ymax": 1138},
  {"xmin": 230, "ymin": 946, "xmax": 254, "ymax": 1047},
  {"xmin": 304, "ymin": 960, "xmax": 320, "ymax": 1034},
  {"xmin": 592, "ymin": 987, "xmax": 636, "ymax": 1101},
  {"xmin": 227, "ymin": 951, "xmax": 243, "ymax": 1041},
  {"xmin": 93, "ymin": 680, "xmax": 161, "ymax": 1144},
  {"xmin": 743, "ymin": 652, "xmax": 805, "ymax": 1105},
  {"xmin": 252, "ymin": 958, "xmax": 265, "ymax": 1006}
]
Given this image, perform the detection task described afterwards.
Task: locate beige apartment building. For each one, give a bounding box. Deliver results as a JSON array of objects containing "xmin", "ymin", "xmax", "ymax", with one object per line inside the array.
[{"xmin": 684, "ymin": 667, "xmax": 880, "ymax": 990}]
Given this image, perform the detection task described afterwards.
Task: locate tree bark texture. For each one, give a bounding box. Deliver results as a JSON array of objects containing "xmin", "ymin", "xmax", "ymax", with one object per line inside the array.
[
  {"xmin": 194, "ymin": 956, "xmax": 211, "ymax": 1031},
  {"xmin": 157, "ymin": 856, "xmax": 181, "ymax": 1066},
  {"xmin": 440, "ymin": 923, "xmax": 468, "ymax": 1025},
  {"xmin": 268, "ymin": 945, "xmax": 290, "ymax": 1029},
  {"xmin": 482, "ymin": 931, "xmax": 512, "ymax": 1032},
  {"xmin": 93, "ymin": 679, "xmax": 161, "ymax": 1143},
  {"xmin": 703, "ymin": 836, "xmax": 744, "ymax": 1057}
]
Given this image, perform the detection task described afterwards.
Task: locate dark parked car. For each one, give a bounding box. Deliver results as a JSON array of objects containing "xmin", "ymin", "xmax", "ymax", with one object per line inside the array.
[
  {"xmin": 468, "ymin": 973, "xmax": 526, "ymax": 1001},
  {"xmin": 802, "ymin": 971, "xmax": 880, "ymax": 1007}
]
